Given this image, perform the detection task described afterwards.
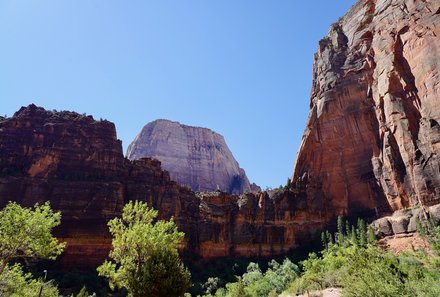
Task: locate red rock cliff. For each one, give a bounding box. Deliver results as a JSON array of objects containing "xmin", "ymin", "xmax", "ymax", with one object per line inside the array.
[
  {"xmin": 0, "ymin": 105, "xmax": 328, "ymax": 267},
  {"xmin": 0, "ymin": 105, "xmax": 200, "ymax": 266},
  {"xmin": 292, "ymin": 0, "xmax": 440, "ymax": 215},
  {"xmin": 1, "ymin": 0, "xmax": 439, "ymax": 268}
]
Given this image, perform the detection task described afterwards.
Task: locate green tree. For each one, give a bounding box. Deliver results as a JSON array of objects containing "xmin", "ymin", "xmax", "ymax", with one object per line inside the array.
[
  {"xmin": 357, "ymin": 218, "xmax": 367, "ymax": 246},
  {"xmin": 0, "ymin": 264, "xmax": 59, "ymax": 297},
  {"xmin": 336, "ymin": 216, "xmax": 344, "ymax": 244},
  {"xmin": 224, "ymin": 278, "xmax": 250, "ymax": 297},
  {"xmin": 97, "ymin": 201, "xmax": 191, "ymax": 297},
  {"xmin": 0, "ymin": 202, "xmax": 64, "ymax": 274},
  {"xmin": 0, "ymin": 201, "xmax": 64, "ymax": 296}
]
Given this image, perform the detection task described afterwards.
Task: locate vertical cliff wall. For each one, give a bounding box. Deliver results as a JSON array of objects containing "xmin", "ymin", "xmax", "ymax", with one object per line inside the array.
[
  {"xmin": 0, "ymin": 105, "xmax": 327, "ymax": 267},
  {"xmin": 1, "ymin": 0, "xmax": 440, "ymax": 268},
  {"xmin": 292, "ymin": 0, "xmax": 440, "ymax": 215},
  {"xmin": 0, "ymin": 105, "xmax": 200, "ymax": 266}
]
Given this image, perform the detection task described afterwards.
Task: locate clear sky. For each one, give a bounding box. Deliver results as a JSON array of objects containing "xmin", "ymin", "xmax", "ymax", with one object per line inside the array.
[{"xmin": 1, "ymin": 0, "xmax": 357, "ymax": 189}]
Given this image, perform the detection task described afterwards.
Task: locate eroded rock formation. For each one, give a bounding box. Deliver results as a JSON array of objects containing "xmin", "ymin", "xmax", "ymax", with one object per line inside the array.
[
  {"xmin": 127, "ymin": 119, "xmax": 256, "ymax": 194},
  {"xmin": 292, "ymin": 0, "xmax": 440, "ymax": 215},
  {"xmin": 0, "ymin": 105, "xmax": 199, "ymax": 266},
  {"xmin": 0, "ymin": 105, "xmax": 327, "ymax": 267},
  {"xmin": 1, "ymin": 0, "xmax": 439, "ymax": 269}
]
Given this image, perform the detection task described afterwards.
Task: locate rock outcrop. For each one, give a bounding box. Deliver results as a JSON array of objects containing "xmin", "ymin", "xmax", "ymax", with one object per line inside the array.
[
  {"xmin": 292, "ymin": 0, "xmax": 440, "ymax": 216},
  {"xmin": 0, "ymin": 105, "xmax": 199, "ymax": 266},
  {"xmin": 0, "ymin": 105, "xmax": 327, "ymax": 267},
  {"xmin": 1, "ymin": 0, "xmax": 439, "ymax": 269},
  {"xmin": 127, "ymin": 119, "xmax": 255, "ymax": 194}
]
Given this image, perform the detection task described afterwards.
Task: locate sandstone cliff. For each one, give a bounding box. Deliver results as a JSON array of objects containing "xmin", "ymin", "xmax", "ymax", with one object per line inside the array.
[
  {"xmin": 127, "ymin": 119, "xmax": 255, "ymax": 194},
  {"xmin": 0, "ymin": 105, "xmax": 326, "ymax": 267},
  {"xmin": 0, "ymin": 105, "xmax": 199, "ymax": 266},
  {"xmin": 292, "ymin": 0, "xmax": 440, "ymax": 216},
  {"xmin": 1, "ymin": 0, "xmax": 439, "ymax": 269}
]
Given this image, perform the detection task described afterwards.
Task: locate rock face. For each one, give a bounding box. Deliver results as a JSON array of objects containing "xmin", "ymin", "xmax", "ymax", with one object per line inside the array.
[
  {"xmin": 1, "ymin": 0, "xmax": 439, "ymax": 269},
  {"xmin": 127, "ymin": 119, "xmax": 255, "ymax": 194},
  {"xmin": 0, "ymin": 105, "xmax": 327, "ymax": 267},
  {"xmin": 0, "ymin": 105, "xmax": 199, "ymax": 266},
  {"xmin": 292, "ymin": 0, "xmax": 440, "ymax": 216}
]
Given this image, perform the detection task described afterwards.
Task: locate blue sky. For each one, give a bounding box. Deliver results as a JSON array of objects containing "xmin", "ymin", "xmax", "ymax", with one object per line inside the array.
[{"xmin": 0, "ymin": 0, "xmax": 356, "ymax": 188}]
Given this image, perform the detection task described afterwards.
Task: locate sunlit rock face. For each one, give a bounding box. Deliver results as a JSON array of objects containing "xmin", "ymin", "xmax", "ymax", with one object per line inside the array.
[
  {"xmin": 292, "ymin": 0, "xmax": 440, "ymax": 216},
  {"xmin": 0, "ymin": 105, "xmax": 200, "ymax": 267},
  {"xmin": 127, "ymin": 119, "xmax": 255, "ymax": 194},
  {"xmin": 0, "ymin": 105, "xmax": 327, "ymax": 267},
  {"xmin": 1, "ymin": 0, "xmax": 439, "ymax": 268}
]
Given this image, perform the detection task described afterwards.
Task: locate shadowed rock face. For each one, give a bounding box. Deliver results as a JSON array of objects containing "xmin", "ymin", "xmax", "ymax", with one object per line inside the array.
[
  {"xmin": 0, "ymin": 105, "xmax": 199, "ymax": 266},
  {"xmin": 292, "ymin": 0, "xmax": 440, "ymax": 215},
  {"xmin": 0, "ymin": 105, "xmax": 328, "ymax": 267},
  {"xmin": 127, "ymin": 119, "xmax": 256, "ymax": 194},
  {"xmin": 1, "ymin": 0, "xmax": 439, "ymax": 269}
]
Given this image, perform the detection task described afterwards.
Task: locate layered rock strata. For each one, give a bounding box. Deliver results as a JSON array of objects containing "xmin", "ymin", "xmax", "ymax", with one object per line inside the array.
[
  {"xmin": 0, "ymin": 105, "xmax": 328, "ymax": 267},
  {"xmin": 127, "ymin": 119, "xmax": 256, "ymax": 194},
  {"xmin": 292, "ymin": 0, "xmax": 440, "ymax": 216},
  {"xmin": 0, "ymin": 105, "xmax": 199, "ymax": 266},
  {"xmin": 1, "ymin": 0, "xmax": 440, "ymax": 268}
]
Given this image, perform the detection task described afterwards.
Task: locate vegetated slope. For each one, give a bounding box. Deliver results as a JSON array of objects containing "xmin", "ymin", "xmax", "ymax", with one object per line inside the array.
[{"xmin": 127, "ymin": 119, "xmax": 257, "ymax": 194}]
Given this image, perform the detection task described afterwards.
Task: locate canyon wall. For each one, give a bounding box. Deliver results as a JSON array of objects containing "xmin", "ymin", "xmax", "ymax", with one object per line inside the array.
[
  {"xmin": 1, "ymin": 0, "xmax": 439, "ymax": 268},
  {"xmin": 0, "ymin": 105, "xmax": 327, "ymax": 267},
  {"xmin": 127, "ymin": 119, "xmax": 256, "ymax": 194},
  {"xmin": 292, "ymin": 0, "xmax": 440, "ymax": 215}
]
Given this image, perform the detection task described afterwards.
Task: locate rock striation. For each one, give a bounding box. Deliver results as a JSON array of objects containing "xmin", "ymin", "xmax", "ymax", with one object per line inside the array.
[
  {"xmin": 127, "ymin": 119, "xmax": 256, "ymax": 194},
  {"xmin": 0, "ymin": 105, "xmax": 199, "ymax": 266},
  {"xmin": 292, "ymin": 0, "xmax": 440, "ymax": 216},
  {"xmin": 0, "ymin": 105, "xmax": 327, "ymax": 267},
  {"xmin": 1, "ymin": 0, "xmax": 440, "ymax": 269}
]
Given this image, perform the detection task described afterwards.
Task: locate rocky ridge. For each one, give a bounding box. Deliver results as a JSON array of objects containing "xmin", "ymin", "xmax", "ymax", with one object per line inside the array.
[{"xmin": 127, "ymin": 119, "xmax": 256, "ymax": 194}]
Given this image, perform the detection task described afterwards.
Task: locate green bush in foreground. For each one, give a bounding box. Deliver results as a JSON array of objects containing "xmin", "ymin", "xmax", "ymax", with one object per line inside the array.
[
  {"xmin": 0, "ymin": 264, "xmax": 59, "ymax": 297},
  {"xmin": 97, "ymin": 200, "xmax": 191, "ymax": 297},
  {"xmin": 204, "ymin": 258, "xmax": 298, "ymax": 297},
  {"xmin": 0, "ymin": 202, "xmax": 64, "ymax": 296},
  {"xmin": 289, "ymin": 217, "xmax": 440, "ymax": 297},
  {"xmin": 206, "ymin": 216, "xmax": 440, "ymax": 297}
]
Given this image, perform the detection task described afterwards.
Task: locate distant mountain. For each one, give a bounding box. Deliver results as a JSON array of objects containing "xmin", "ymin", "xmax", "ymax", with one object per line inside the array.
[{"xmin": 127, "ymin": 119, "xmax": 259, "ymax": 194}]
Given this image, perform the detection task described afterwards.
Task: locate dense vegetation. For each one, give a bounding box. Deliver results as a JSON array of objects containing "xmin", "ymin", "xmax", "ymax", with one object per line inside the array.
[
  {"xmin": 1, "ymin": 200, "xmax": 439, "ymax": 296},
  {"xmin": 199, "ymin": 216, "xmax": 440, "ymax": 297}
]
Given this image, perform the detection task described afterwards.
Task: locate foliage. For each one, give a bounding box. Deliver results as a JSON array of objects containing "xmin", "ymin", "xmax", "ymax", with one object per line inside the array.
[
  {"xmin": 0, "ymin": 202, "xmax": 65, "ymax": 274},
  {"xmin": 75, "ymin": 286, "xmax": 91, "ymax": 297},
  {"xmin": 205, "ymin": 259, "xmax": 298, "ymax": 297},
  {"xmin": 0, "ymin": 264, "xmax": 59, "ymax": 297},
  {"xmin": 200, "ymin": 215, "xmax": 440, "ymax": 297},
  {"xmin": 97, "ymin": 200, "xmax": 191, "ymax": 297},
  {"xmin": 0, "ymin": 201, "xmax": 64, "ymax": 296},
  {"xmin": 289, "ymin": 216, "xmax": 440, "ymax": 297}
]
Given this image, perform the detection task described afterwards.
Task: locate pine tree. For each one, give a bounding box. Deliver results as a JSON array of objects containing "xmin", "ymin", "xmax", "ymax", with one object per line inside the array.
[
  {"xmin": 321, "ymin": 232, "xmax": 327, "ymax": 250},
  {"xmin": 326, "ymin": 231, "xmax": 333, "ymax": 247},
  {"xmin": 357, "ymin": 219, "xmax": 367, "ymax": 247},
  {"xmin": 337, "ymin": 216, "xmax": 344, "ymax": 244},
  {"xmin": 351, "ymin": 228, "xmax": 357, "ymax": 246},
  {"xmin": 367, "ymin": 226, "xmax": 376, "ymax": 244}
]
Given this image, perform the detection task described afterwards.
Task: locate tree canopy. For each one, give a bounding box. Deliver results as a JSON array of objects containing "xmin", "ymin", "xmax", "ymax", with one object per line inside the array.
[
  {"xmin": 0, "ymin": 201, "xmax": 64, "ymax": 296},
  {"xmin": 97, "ymin": 200, "xmax": 191, "ymax": 297}
]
